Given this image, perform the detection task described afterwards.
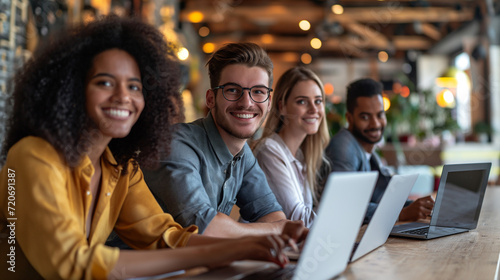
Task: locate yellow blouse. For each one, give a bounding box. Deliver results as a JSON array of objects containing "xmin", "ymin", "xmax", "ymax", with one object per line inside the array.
[{"xmin": 0, "ymin": 136, "xmax": 197, "ymax": 279}]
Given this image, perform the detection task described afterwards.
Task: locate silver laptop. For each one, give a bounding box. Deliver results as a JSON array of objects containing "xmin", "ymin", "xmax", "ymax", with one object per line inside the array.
[
  {"xmin": 390, "ymin": 162, "xmax": 491, "ymax": 240},
  {"xmin": 350, "ymin": 173, "xmax": 419, "ymax": 262},
  {"xmin": 185, "ymin": 171, "xmax": 378, "ymax": 280}
]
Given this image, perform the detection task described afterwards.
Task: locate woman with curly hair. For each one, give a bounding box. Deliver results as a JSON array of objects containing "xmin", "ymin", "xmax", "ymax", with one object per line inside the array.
[
  {"xmin": 0, "ymin": 16, "xmax": 294, "ymax": 279},
  {"xmin": 253, "ymin": 66, "xmax": 330, "ymax": 228}
]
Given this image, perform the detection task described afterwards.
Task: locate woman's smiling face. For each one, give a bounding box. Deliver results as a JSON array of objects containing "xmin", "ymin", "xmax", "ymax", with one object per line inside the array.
[
  {"xmin": 280, "ymin": 79, "xmax": 324, "ymax": 139},
  {"xmin": 85, "ymin": 48, "xmax": 144, "ymax": 141}
]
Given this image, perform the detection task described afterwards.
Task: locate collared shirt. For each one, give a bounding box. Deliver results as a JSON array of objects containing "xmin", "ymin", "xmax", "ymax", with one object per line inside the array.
[
  {"xmin": 253, "ymin": 133, "xmax": 316, "ymax": 228},
  {"xmin": 145, "ymin": 113, "xmax": 282, "ymax": 233},
  {"xmin": 0, "ymin": 137, "xmax": 197, "ymax": 280}
]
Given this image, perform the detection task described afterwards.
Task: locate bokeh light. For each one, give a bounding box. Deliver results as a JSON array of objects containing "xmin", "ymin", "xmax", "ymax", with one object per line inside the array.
[
  {"xmin": 202, "ymin": 42, "xmax": 215, "ymax": 53},
  {"xmin": 311, "ymin": 38, "xmax": 322, "ymax": 49},
  {"xmin": 299, "ymin": 20, "xmax": 311, "ymax": 31}
]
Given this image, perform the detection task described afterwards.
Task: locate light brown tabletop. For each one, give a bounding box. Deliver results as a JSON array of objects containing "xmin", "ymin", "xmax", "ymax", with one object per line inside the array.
[
  {"xmin": 341, "ymin": 185, "xmax": 500, "ymax": 280},
  {"xmin": 169, "ymin": 186, "xmax": 500, "ymax": 280}
]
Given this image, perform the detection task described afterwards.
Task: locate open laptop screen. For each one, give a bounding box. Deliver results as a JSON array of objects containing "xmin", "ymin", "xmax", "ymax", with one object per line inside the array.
[{"xmin": 431, "ymin": 163, "xmax": 490, "ymax": 229}]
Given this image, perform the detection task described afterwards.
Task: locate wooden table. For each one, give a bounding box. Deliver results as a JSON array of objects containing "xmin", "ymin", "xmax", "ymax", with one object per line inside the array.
[
  {"xmin": 341, "ymin": 186, "xmax": 500, "ymax": 280},
  {"xmin": 170, "ymin": 187, "xmax": 500, "ymax": 279}
]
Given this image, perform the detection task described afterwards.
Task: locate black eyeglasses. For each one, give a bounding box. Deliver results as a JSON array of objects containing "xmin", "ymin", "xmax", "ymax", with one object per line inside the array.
[{"xmin": 212, "ymin": 83, "xmax": 272, "ymax": 103}]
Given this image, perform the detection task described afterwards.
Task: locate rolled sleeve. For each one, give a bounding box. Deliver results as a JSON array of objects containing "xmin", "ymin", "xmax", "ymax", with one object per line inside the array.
[{"xmin": 237, "ymin": 146, "xmax": 282, "ymax": 222}]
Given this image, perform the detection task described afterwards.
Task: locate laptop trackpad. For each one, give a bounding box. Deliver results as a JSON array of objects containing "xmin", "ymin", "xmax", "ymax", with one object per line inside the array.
[
  {"xmin": 392, "ymin": 222, "xmax": 429, "ymax": 233},
  {"xmin": 426, "ymin": 226, "xmax": 469, "ymax": 239}
]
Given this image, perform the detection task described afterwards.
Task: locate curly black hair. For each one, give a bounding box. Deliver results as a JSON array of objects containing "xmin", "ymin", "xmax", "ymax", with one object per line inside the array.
[{"xmin": 1, "ymin": 15, "xmax": 183, "ymax": 170}]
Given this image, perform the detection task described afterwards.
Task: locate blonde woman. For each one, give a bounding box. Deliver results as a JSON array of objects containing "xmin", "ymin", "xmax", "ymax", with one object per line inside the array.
[{"xmin": 253, "ymin": 66, "xmax": 330, "ymax": 228}]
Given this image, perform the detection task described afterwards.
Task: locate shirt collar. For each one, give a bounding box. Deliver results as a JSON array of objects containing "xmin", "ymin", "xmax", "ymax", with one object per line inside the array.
[
  {"xmin": 76, "ymin": 146, "xmax": 122, "ymax": 173},
  {"xmin": 102, "ymin": 146, "xmax": 118, "ymax": 166},
  {"xmin": 270, "ymin": 132, "xmax": 305, "ymax": 164},
  {"xmin": 202, "ymin": 112, "xmax": 244, "ymax": 164}
]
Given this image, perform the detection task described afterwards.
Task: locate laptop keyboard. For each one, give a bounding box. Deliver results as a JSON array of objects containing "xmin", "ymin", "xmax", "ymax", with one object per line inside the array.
[
  {"xmin": 401, "ymin": 227, "xmax": 429, "ymax": 235},
  {"xmin": 240, "ymin": 265, "xmax": 296, "ymax": 280}
]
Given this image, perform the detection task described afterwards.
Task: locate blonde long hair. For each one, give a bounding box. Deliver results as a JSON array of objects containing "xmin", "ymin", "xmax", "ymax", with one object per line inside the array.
[{"xmin": 255, "ymin": 66, "xmax": 330, "ymax": 203}]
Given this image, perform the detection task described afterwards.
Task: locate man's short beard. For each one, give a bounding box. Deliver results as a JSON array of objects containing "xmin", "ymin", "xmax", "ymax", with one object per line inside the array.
[
  {"xmin": 351, "ymin": 123, "xmax": 384, "ymax": 145},
  {"xmin": 212, "ymin": 102, "xmax": 268, "ymax": 140}
]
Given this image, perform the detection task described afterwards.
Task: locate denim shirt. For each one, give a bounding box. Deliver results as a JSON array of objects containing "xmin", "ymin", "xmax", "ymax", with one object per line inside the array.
[{"xmin": 144, "ymin": 113, "xmax": 282, "ymax": 233}]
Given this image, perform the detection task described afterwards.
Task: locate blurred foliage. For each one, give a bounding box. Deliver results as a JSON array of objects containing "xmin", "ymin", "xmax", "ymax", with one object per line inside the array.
[
  {"xmin": 473, "ymin": 121, "xmax": 494, "ymax": 134},
  {"xmin": 385, "ymin": 73, "xmax": 460, "ymax": 142},
  {"xmin": 325, "ymin": 101, "xmax": 346, "ymax": 136}
]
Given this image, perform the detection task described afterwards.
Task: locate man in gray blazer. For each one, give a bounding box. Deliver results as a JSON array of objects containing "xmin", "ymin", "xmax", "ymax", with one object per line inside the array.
[{"xmin": 325, "ymin": 78, "xmax": 434, "ymax": 223}]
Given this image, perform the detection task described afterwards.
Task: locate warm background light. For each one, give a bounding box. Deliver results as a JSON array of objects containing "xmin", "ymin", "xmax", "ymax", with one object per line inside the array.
[
  {"xmin": 198, "ymin": 26, "xmax": 210, "ymax": 37},
  {"xmin": 261, "ymin": 34, "xmax": 274, "ymax": 44},
  {"xmin": 310, "ymin": 38, "xmax": 322, "ymax": 49},
  {"xmin": 324, "ymin": 83, "xmax": 334, "ymax": 96},
  {"xmin": 299, "ymin": 20, "xmax": 311, "ymax": 31},
  {"xmin": 378, "ymin": 51, "xmax": 389, "ymax": 62},
  {"xmin": 181, "ymin": 89, "xmax": 196, "ymax": 122},
  {"xmin": 160, "ymin": 6, "xmax": 173, "ymax": 18},
  {"xmin": 435, "ymin": 77, "xmax": 457, "ymax": 88},
  {"xmin": 301, "ymin": 53, "xmax": 312, "ymax": 64},
  {"xmin": 177, "ymin": 47, "xmax": 189, "ymax": 60},
  {"xmin": 282, "ymin": 52, "xmax": 298, "ymax": 63},
  {"xmin": 330, "ymin": 95, "xmax": 342, "ymax": 104},
  {"xmin": 400, "ymin": 86, "xmax": 410, "ymax": 98},
  {"xmin": 392, "ymin": 82, "xmax": 402, "ymax": 94},
  {"xmin": 188, "ymin": 11, "xmax": 204, "ymax": 23},
  {"xmin": 436, "ymin": 89, "xmax": 455, "ymax": 108},
  {"xmin": 331, "ymin": 4, "xmax": 344, "ymax": 15},
  {"xmin": 202, "ymin": 42, "xmax": 215, "ymax": 53},
  {"xmin": 383, "ymin": 95, "xmax": 391, "ymax": 111}
]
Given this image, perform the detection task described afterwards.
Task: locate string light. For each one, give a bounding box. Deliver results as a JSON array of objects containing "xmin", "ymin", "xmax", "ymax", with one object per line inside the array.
[
  {"xmin": 310, "ymin": 38, "xmax": 322, "ymax": 49},
  {"xmin": 378, "ymin": 51, "xmax": 389, "ymax": 62},
  {"xmin": 177, "ymin": 47, "xmax": 189, "ymax": 61},
  {"xmin": 331, "ymin": 4, "xmax": 344, "ymax": 15},
  {"xmin": 187, "ymin": 11, "xmax": 204, "ymax": 23},
  {"xmin": 299, "ymin": 20, "xmax": 311, "ymax": 31},
  {"xmin": 202, "ymin": 42, "xmax": 215, "ymax": 53}
]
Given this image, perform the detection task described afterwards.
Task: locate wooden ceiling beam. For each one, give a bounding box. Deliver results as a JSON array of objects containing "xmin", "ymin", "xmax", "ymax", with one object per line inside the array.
[
  {"xmin": 330, "ymin": 7, "xmax": 474, "ymax": 24},
  {"xmin": 419, "ymin": 23, "xmax": 442, "ymax": 40},
  {"xmin": 181, "ymin": 5, "xmax": 474, "ymax": 25},
  {"xmin": 180, "ymin": 0, "xmax": 470, "ymax": 56},
  {"xmin": 180, "ymin": 1, "xmax": 323, "ymax": 24},
  {"xmin": 202, "ymin": 33, "xmax": 431, "ymax": 55},
  {"xmin": 342, "ymin": 21, "xmax": 390, "ymax": 49},
  {"xmin": 393, "ymin": 36, "xmax": 432, "ymax": 50}
]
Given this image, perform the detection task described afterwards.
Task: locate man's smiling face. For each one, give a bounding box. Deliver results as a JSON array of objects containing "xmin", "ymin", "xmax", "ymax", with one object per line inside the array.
[{"xmin": 207, "ymin": 64, "xmax": 271, "ymax": 140}]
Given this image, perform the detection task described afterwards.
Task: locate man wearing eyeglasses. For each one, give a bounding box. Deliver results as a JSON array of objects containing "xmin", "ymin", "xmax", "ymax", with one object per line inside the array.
[{"xmin": 144, "ymin": 43, "xmax": 307, "ymax": 241}]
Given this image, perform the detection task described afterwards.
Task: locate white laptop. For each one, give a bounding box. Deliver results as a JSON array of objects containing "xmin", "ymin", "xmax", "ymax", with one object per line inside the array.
[
  {"xmin": 390, "ymin": 162, "xmax": 491, "ymax": 240},
  {"xmin": 185, "ymin": 171, "xmax": 378, "ymax": 280},
  {"xmin": 350, "ymin": 173, "xmax": 419, "ymax": 262}
]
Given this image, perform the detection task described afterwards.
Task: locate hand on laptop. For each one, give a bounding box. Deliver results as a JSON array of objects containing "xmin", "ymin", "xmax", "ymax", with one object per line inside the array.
[
  {"xmin": 398, "ymin": 195, "xmax": 435, "ymax": 221},
  {"xmin": 203, "ymin": 234, "xmax": 291, "ymax": 270},
  {"xmin": 281, "ymin": 220, "xmax": 308, "ymax": 244}
]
